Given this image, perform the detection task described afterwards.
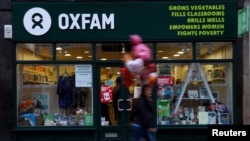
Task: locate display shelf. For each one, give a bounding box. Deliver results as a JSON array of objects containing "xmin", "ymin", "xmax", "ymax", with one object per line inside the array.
[
  {"xmin": 173, "ymin": 63, "xmax": 215, "ymax": 113},
  {"xmin": 23, "ymin": 81, "xmax": 49, "ymax": 85},
  {"xmin": 23, "ymin": 66, "xmax": 47, "ymax": 75},
  {"xmin": 23, "ymin": 65, "xmax": 49, "ymax": 84},
  {"xmin": 211, "ymin": 65, "xmax": 225, "ymax": 82},
  {"xmin": 157, "ymin": 63, "xmax": 229, "ymax": 125},
  {"xmin": 212, "ymin": 78, "xmax": 225, "ymax": 83}
]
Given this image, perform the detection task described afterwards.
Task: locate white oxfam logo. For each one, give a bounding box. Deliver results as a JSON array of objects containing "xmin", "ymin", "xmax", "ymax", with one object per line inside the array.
[{"xmin": 23, "ymin": 7, "xmax": 52, "ymax": 36}]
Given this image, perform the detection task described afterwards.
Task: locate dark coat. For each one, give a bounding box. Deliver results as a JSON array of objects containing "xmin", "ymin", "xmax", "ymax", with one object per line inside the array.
[
  {"xmin": 57, "ymin": 76, "xmax": 72, "ymax": 108},
  {"xmin": 134, "ymin": 94, "xmax": 153, "ymax": 129},
  {"xmin": 112, "ymin": 85, "xmax": 121, "ymax": 120}
]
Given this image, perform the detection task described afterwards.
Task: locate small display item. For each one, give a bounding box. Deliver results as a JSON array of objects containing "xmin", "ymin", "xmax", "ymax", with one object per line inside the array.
[
  {"xmin": 208, "ymin": 112, "xmax": 217, "ymax": 124},
  {"xmin": 187, "ymin": 90, "xmax": 199, "ymax": 99},
  {"xmin": 199, "ymin": 87, "xmax": 208, "ymax": 99},
  {"xmin": 218, "ymin": 113, "xmax": 229, "ymax": 124},
  {"xmin": 100, "ymin": 85, "xmax": 113, "ymax": 103}
]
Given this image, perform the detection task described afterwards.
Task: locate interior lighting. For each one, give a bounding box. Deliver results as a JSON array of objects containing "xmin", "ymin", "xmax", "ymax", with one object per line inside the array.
[
  {"xmin": 56, "ymin": 46, "xmax": 62, "ymax": 51},
  {"xmin": 121, "ymin": 47, "xmax": 126, "ymax": 53},
  {"xmin": 121, "ymin": 43, "xmax": 126, "ymax": 53},
  {"xmin": 76, "ymin": 56, "xmax": 83, "ymax": 59},
  {"xmin": 162, "ymin": 56, "xmax": 169, "ymax": 59},
  {"xmin": 178, "ymin": 51, "xmax": 184, "ymax": 54}
]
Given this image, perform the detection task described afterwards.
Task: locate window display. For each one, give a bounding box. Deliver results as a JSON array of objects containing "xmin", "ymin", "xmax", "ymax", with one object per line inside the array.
[
  {"xmin": 17, "ymin": 64, "xmax": 93, "ymax": 127},
  {"xmin": 156, "ymin": 63, "xmax": 232, "ymax": 125},
  {"xmin": 15, "ymin": 41, "xmax": 234, "ymax": 128}
]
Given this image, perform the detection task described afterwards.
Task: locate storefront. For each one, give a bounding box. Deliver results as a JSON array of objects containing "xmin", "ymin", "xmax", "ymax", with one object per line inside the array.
[{"xmin": 12, "ymin": 1, "xmax": 240, "ymax": 141}]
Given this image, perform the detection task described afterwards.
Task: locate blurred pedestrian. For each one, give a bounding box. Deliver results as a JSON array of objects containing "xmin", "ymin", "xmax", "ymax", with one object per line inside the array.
[
  {"xmin": 132, "ymin": 85, "xmax": 157, "ymax": 141},
  {"xmin": 101, "ymin": 82, "xmax": 110, "ymax": 123},
  {"xmin": 112, "ymin": 76, "xmax": 121, "ymax": 125}
]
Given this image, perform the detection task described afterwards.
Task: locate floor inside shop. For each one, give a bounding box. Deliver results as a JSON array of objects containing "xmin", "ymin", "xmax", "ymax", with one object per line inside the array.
[{"xmin": 107, "ymin": 103, "xmax": 117, "ymax": 125}]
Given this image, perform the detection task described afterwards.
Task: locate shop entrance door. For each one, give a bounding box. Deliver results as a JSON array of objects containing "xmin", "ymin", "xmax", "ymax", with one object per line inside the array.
[{"xmin": 98, "ymin": 65, "xmax": 136, "ymax": 141}]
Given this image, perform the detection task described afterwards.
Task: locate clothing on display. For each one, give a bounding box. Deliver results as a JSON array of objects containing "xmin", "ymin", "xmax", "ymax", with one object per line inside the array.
[{"xmin": 57, "ymin": 73, "xmax": 73, "ymax": 109}]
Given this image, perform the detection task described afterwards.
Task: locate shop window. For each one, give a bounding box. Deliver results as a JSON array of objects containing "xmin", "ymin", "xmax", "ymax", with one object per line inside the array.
[
  {"xmin": 96, "ymin": 43, "xmax": 153, "ymax": 60},
  {"xmin": 56, "ymin": 43, "xmax": 93, "ymax": 61},
  {"xmin": 156, "ymin": 42, "xmax": 233, "ymax": 60},
  {"xmin": 156, "ymin": 63, "xmax": 232, "ymax": 125},
  {"xmin": 156, "ymin": 43, "xmax": 193, "ymax": 60},
  {"xmin": 196, "ymin": 42, "xmax": 233, "ymax": 59},
  {"xmin": 17, "ymin": 64, "xmax": 94, "ymax": 127},
  {"xmin": 16, "ymin": 43, "xmax": 53, "ymax": 61}
]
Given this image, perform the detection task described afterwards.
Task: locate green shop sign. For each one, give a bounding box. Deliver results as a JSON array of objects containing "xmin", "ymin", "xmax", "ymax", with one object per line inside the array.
[
  {"xmin": 12, "ymin": 2, "xmax": 237, "ymax": 42},
  {"xmin": 238, "ymin": 6, "xmax": 249, "ymax": 36}
]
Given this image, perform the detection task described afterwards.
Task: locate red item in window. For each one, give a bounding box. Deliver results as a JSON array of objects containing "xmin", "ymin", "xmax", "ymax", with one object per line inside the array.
[{"xmin": 100, "ymin": 85, "xmax": 113, "ymax": 103}]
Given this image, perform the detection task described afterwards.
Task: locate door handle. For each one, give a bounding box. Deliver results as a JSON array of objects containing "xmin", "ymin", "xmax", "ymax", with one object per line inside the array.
[
  {"xmin": 118, "ymin": 99, "xmax": 124, "ymax": 111},
  {"xmin": 126, "ymin": 99, "xmax": 132, "ymax": 111}
]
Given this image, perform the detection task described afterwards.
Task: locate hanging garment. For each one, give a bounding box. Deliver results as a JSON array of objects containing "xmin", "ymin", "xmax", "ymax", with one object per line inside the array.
[
  {"xmin": 57, "ymin": 76, "xmax": 73, "ymax": 108},
  {"xmin": 71, "ymin": 88, "xmax": 88, "ymax": 109}
]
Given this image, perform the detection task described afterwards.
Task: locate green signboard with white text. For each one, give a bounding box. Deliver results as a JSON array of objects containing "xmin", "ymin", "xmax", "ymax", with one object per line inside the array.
[
  {"xmin": 12, "ymin": 2, "xmax": 237, "ymax": 42},
  {"xmin": 238, "ymin": 6, "xmax": 249, "ymax": 36}
]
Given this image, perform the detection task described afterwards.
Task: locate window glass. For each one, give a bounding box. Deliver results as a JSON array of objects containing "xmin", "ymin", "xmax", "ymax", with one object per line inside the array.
[
  {"xmin": 99, "ymin": 67, "xmax": 122, "ymax": 126},
  {"xmin": 156, "ymin": 43, "xmax": 192, "ymax": 60},
  {"xmin": 16, "ymin": 43, "xmax": 53, "ymax": 61},
  {"xmin": 56, "ymin": 43, "xmax": 93, "ymax": 60},
  {"xmin": 17, "ymin": 64, "xmax": 93, "ymax": 127},
  {"xmin": 156, "ymin": 63, "xmax": 232, "ymax": 125},
  {"xmin": 96, "ymin": 43, "xmax": 153, "ymax": 60},
  {"xmin": 196, "ymin": 42, "xmax": 232, "ymax": 59}
]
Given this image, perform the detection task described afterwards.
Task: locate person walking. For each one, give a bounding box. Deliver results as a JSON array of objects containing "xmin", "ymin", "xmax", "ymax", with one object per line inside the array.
[
  {"xmin": 112, "ymin": 76, "xmax": 121, "ymax": 125},
  {"xmin": 132, "ymin": 85, "xmax": 157, "ymax": 141}
]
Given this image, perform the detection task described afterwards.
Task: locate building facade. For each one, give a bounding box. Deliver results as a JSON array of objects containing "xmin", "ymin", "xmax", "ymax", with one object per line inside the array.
[{"xmin": 1, "ymin": 0, "xmax": 249, "ymax": 141}]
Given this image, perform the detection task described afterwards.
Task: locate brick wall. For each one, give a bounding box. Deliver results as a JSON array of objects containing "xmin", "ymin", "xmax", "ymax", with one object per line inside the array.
[{"xmin": 0, "ymin": 0, "xmax": 13, "ymax": 140}]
